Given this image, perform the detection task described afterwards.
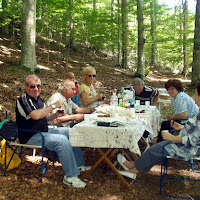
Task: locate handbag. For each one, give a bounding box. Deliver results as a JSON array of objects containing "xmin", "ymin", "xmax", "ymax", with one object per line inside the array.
[
  {"xmin": 0, "ymin": 119, "xmax": 18, "ymax": 141},
  {"xmin": 0, "ymin": 139, "xmax": 21, "ymax": 171}
]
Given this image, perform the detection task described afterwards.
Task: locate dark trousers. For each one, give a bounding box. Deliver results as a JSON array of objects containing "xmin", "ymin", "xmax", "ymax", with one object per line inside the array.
[{"xmin": 157, "ymin": 119, "xmax": 182, "ymax": 143}]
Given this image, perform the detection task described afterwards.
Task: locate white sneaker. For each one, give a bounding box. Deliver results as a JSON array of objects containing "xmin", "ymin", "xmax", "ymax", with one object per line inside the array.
[
  {"xmin": 63, "ymin": 176, "xmax": 86, "ymax": 188},
  {"xmin": 78, "ymin": 165, "xmax": 91, "ymax": 172}
]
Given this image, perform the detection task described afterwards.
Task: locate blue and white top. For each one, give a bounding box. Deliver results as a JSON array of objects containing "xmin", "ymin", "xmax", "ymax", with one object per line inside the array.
[
  {"xmin": 165, "ymin": 109, "xmax": 200, "ymax": 161},
  {"xmin": 171, "ymin": 91, "xmax": 199, "ymax": 122}
]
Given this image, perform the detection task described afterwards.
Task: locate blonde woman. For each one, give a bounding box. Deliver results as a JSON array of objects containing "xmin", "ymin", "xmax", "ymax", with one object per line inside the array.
[{"xmin": 78, "ymin": 66, "xmax": 104, "ymax": 108}]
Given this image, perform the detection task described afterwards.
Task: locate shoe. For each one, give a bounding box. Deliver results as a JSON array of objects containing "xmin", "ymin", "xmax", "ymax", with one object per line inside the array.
[
  {"xmin": 78, "ymin": 165, "xmax": 91, "ymax": 172},
  {"xmin": 117, "ymin": 154, "xmax": 128, "ymax": 171},
  {"xmin": 118, "ymin": 170, "xmax": 137, "ymax": 180},
  {"xmin": 63, "ymin": 175, "xmax": 86, "ymax": 188}
]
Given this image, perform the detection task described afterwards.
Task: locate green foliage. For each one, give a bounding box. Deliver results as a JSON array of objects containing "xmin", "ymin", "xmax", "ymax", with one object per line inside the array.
[
  {"xmin": 6, "ymin": 66, "xmax": 31, "ymax": 73},
  {"xmin": 0, "ymin": 0, "xmax": 196, "ymax": 73}
]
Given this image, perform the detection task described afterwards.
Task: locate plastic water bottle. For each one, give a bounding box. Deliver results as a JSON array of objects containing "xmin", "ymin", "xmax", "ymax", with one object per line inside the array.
[
  {"xmin": 110, "ymin": 92, "xmax": 118, "ymax": 106},
  {"xmin": 129, "ymin": 89, "xmax": 135, "ymax": 107},
  {"xmin": 123, "ymin": 92, "xmax": 130, "ymax": 108}
]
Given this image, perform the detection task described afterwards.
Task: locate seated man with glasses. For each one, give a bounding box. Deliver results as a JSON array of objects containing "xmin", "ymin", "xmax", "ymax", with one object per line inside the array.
[
  {"xmin": 16, "ymin": 74, "xmax": 88, "ymax": 188},
  {"xmin": 47, "ymin": 79, "xmax": 95, "ymax": 127},
  {"xmin": 78, "ymin": 66, "xmax": 105, "ymax": 108}
]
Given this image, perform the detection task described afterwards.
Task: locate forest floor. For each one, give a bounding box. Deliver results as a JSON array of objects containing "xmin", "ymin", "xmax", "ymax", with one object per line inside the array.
[{"xmin": 0, "ymin": 35, "xmax": 200, "ymax": 200}]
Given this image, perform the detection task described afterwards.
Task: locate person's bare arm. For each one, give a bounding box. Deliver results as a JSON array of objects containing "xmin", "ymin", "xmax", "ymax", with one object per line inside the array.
[
  {"xmin": 54, "ymin": 114, "xmax": 84, "ymax": 124},
  {"xmin": 29, "ymin": 101, "xmax": 62, "ymax": 120},
  {"xmin": 75, "ymin": 107, "xmax": 95, "ymax": 114},
  {"xmin": 167, "ymin": 112, "xmax": 188, "ymax": 121},
  {"xmin": 80, "ymin": 90, "xmax": 102, "ymax": 106},
  {"xmin": 162, "ymin": 132, "xmax": 182, "ymax": 143}
]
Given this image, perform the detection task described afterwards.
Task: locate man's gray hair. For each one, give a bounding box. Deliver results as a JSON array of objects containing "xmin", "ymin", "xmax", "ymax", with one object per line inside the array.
[
  {"xmin": 58, "ymin": 79, "xmax": 74, "ymax": 92},
  {"xmin": 132, "ymin": 77, "xmax": 144, "ymax": 86},
  {"xmin": 25, "ymin": 74, "xmax": 40, "ymax": 85}
]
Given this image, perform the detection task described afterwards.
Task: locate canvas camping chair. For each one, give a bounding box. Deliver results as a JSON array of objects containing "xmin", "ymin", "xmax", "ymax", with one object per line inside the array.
[
  {"xmin": 160, "ymin": 142, "xmax": 200, "ymax": 199},
  {"xmin": 2, "ymin": 111, "xmax": 55, "ymax": 182}
]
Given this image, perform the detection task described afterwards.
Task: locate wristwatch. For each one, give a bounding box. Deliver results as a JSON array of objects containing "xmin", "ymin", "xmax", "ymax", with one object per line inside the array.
[{"xmin": 51, "ymin": 104, "xmax": 56, "ymax": 109}]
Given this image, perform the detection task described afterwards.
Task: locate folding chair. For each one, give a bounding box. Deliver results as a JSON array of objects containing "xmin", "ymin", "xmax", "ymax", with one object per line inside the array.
[
  {"xmin": 160, "ymin": 142, "xmax": 200, "ymax": 199},
  {"xmin": 2, "ymin": 128, "xmax": 55, "ymax": 182}
]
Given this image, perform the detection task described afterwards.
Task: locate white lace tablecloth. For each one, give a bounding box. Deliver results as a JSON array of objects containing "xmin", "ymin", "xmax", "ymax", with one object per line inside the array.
[
  {"xmin": 69, "ymin": 116, "xmax": 153, "ymax": 156},
  {"xmin": 135, "ymin": 106, "xmax": 160, "ymax": 137}
]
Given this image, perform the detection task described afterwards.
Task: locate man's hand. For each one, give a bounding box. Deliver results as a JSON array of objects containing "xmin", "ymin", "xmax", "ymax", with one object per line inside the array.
[
  {"xmin": 73, "ymin": 114, "xmax": 84, "ymax": 122},
  {"xmin": 53, "ymin": 101, "xmax": 63, "ymax": 109},
  {"xmin": 56, "ymin": 110, "xmax": 65, "ymax": 118}
]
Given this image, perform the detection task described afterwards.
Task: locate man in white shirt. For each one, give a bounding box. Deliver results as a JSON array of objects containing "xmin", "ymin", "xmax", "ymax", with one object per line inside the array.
[{"xmin": 47, "ymin": 79, "xmax": 95, "ymax": 127}]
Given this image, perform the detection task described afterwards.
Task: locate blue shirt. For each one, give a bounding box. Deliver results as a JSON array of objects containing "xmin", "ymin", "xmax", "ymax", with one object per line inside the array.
[
  {"xmin": 171, "ymin": 92, "xmax": 199, "ymax": 121},
  {"xmin": 165, "ymin": 109, "xmax": 200, "ymax": 161}
]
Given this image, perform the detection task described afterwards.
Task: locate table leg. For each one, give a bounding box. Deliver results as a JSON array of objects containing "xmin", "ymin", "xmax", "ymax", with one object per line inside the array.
[
  {"xmin": 81, "ymin": 148, "xmax": 113, "ymax": 180},
  {"xmin": 98, "ymin": 148, "xmax": 131, "ymax": 190},
  {"xmin": 81, "ymin": 148, "xmax": 131, "ymax": 190}
]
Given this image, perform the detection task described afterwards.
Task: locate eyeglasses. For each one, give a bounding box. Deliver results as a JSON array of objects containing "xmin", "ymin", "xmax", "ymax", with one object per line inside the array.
[
  {"xmin": 88, "ymin": 75, "xmax": 96, "ymax": 78},
  {"xmin": 29, "ymin": 84, "xmax": 41, "ymax": 89}
]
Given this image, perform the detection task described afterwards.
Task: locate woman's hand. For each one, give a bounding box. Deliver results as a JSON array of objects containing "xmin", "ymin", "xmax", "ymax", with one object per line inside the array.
[{"xmin": 162, "ymin": 131, "xmax": 174, "ymax": 141}]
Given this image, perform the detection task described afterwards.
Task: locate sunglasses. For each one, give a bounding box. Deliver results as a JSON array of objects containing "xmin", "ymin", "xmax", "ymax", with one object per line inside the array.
[
  {"xmin": 88, "ymin": 75, "xmax": 96, "ymax": 78},
  {"xmin": 29, "ymin": 84, "xmax": 41, "ymax": 89}
]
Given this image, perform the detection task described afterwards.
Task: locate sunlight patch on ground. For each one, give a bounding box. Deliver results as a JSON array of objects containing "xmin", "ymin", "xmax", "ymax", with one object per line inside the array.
[
  {"xmin": 25, "ymin": 155, "xmax": 62, "ymax": 167},
  {"xmin": 1, "ymin": 84, "xmax": 9, "ymax": 88},
  {"xmin": 37, "ymin": 65, "xmax": 51, "ymax": 70},
  {"xmin": 147, "ymin": 76, "xmax": 191, "ymax": 83},
  {"xmin": 88, "ymin": 194, "xmax": 122, "ymax": 200},
  {"xmin": 0, "ymin": 105, "xmax": 4, "ymax": 110}
]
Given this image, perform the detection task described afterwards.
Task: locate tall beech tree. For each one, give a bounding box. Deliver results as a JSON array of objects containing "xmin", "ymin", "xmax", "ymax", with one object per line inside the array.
[
  {"xmin": 137, "ymin": 0, "xmax": 145, "ymax": 77},
  {"xmin": 21, "ymin": 0, "xmax": 37, "ymax": 71},
  {"xmin": 192, "ymin": 0, "xmax": 200, "ymax": 85}
]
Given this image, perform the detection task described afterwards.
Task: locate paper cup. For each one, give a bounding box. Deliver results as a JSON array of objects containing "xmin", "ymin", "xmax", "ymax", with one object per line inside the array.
[
  {"xmin": 145, "ymin": 101, "xmax": 150, "ymax": 107},
  {"xmin": 161, "ymin": 130, "xmax": 169, "ymax": 134},
  {"xmin": 136, "ymin": 100, "xmax": 140, "ymax": 105}
]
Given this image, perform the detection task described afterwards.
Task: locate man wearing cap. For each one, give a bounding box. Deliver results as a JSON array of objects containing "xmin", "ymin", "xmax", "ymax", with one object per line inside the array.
[{"xmin": 132, "ymin": 77, "xmax": 159, "ymax": 106}]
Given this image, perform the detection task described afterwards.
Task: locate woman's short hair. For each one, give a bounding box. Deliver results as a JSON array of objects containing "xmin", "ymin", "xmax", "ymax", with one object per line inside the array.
[
  {"xmin": 165, "ymin": 79, "xmax": 184, "ymax": 92},
  {"xmin": 83, "ymin": 66, "xmax": 96, "ymax": 76}
]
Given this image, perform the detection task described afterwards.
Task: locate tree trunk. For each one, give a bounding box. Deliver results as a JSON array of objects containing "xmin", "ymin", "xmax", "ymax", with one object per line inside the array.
[
  {"xmin": 69, "ymin": 0, "xmax": 75, "ymax": 49},
  {"xmin": 137, "ymin": 0, "xmax": 145, "ymax": 77},
  {"xmin": 121, "ymin": 0, "xmax": 128, "ymax": 69},
  {"xmin": 111, "ymin": 0, "xmax": 116, "ymax": 56},
  {"xmin": 117, "ymin": 0, "xmax": 121, "ymax": 66},
  {"xmin": 21, "ymin": 0, "xmax": 37, "ymax": 72},
  {"xmin": 182, "ymin": 0, "xmax": 188, "ymax": 76},
  {"xmin": 192, "ymin": 0, "xmax": 200, "ymax": 86},
  {"xmin": 150, "ymin": 0, "xmax": 157, "ymax": 65}
]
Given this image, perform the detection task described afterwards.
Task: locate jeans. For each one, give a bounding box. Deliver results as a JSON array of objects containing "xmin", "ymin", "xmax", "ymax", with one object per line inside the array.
[
  {"xmin": 26, "ymin": 127, "xmax": 85, "ymax": 177},
  {"xmin": 135, "ymin": 140, "xmax": 170, "ymax": 172}
]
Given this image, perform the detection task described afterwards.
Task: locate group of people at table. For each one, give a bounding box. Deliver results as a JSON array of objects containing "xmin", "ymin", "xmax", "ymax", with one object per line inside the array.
[{"xmin": 15, "ymin": 66, "xmax": 200, "ymax": 188}]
